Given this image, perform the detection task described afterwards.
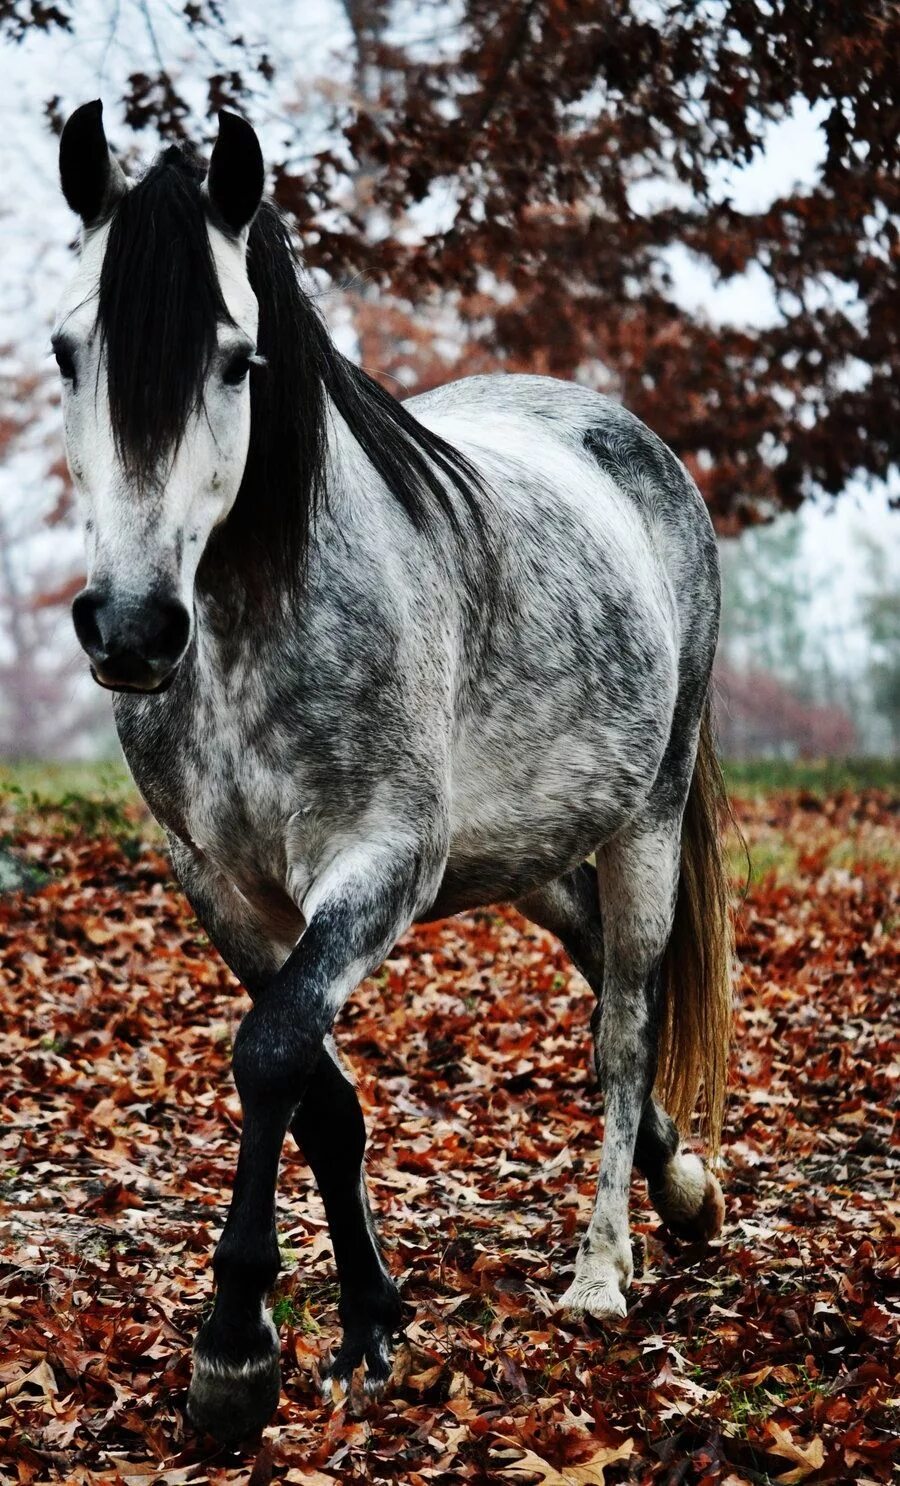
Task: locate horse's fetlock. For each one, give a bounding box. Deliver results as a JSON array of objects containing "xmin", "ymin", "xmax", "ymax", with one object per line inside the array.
[
  {"xmin": 650, "ymin": 1151, "xmax": 725, "ymax": 1242},
  {"xmin": 339, "ymin": 1277, "xmax": 402, "ymax": 1336},
  {"xmin": 214, "ymin": 1229, "xmax": 280, "ymax": 1299},
  {"xmin": 194, "ymin": 1300, "xmax": 279, "ymax": 1370}
]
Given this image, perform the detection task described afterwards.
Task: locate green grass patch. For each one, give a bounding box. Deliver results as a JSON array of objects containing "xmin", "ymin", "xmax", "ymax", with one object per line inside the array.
[
  {"xmin": 0, "ymin": 759, "xmax": 136, "ymax": 805},
  {"xmin": 270, "ymin": 1287, "xmax": 326, "ymax": 1334},
  {"xmin": 0, "ymin": 759, "xmax": 160, "ymax": 847},
  {"xmin": 717, "ymin": 1379, "xmax": 776, "ymax": 1431},
  {"xmin": 826, "ymin": 832, "xmax": 900, "ymax": 870},
  {"xmin": 271, "ymin": 1293, "xmax": 303, "ymax": 1329},
  {"xmin": 726, "ymin": 833, "xmax": 798, "ymax": 888},
  {"xmin": 726, "ymin": 828, "xmax": 899, "ymax": 887},
  {"xmin": 723, "ymin": 756, "xmax": 899, "ymax": 797}
]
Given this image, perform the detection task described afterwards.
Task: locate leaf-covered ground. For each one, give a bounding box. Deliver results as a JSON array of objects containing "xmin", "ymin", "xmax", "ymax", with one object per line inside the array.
[{"xmin": 0, "ymin": 779, "xmax": 897, "ymax": 1485}]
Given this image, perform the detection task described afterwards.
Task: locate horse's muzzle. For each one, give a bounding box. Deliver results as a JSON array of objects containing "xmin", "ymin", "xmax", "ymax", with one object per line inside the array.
[{"xmin": 72, "ymin": 586, "xmax": 190, "ymax": 694}]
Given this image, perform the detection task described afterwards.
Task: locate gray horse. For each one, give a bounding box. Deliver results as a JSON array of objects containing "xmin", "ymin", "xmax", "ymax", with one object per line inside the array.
[{"xmin": 53, "ymin": 102, "xmax": 732, "ymax": 1444}]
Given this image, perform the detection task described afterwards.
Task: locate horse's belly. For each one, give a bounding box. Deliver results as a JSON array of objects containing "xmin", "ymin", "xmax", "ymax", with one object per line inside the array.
[
  {"xmin": 432, "ymin": 721, "xmax": 664, "ymax": 916},
  {"xmin": 428, "ymin": 836, "xmax": 599, "ymax": 919}
]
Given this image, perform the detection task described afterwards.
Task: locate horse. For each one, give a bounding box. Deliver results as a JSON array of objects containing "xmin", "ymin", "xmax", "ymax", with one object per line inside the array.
[{"xmin": 53, "ymin": 101, "xmax": 732, "ymax": 1444}]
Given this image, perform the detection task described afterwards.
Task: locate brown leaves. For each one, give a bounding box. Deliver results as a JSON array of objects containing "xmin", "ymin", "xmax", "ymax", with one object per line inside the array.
[
  {"xmin": 0, "ymin": 784, "xmax": 897, "ymax": 1481},
  {"xmin": 493, "ymin": 1437, "xmax": 633, "ymax": 1484},
  {"xmin": 765, "ymin": 1421, "xmax": 825, "ymax": 1483}
]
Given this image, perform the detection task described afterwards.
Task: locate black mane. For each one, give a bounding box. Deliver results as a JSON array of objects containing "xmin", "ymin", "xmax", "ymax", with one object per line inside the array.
[
  {"xmin": 96, "ymin": 145, "xmax": 485, "ymax": 607},
  {"xmin": 98, "ymin": 147, "xmax": 226, "ymax": 487}
]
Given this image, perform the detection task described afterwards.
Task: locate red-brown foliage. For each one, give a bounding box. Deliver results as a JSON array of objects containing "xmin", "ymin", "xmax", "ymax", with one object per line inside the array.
[
  {"xmin": 0, "ymin": 789, "xmax": 896, "ymax": 1482},
  {"xmin": 19, "ymin": 1, "xmax": 900, "ymax": 525}
]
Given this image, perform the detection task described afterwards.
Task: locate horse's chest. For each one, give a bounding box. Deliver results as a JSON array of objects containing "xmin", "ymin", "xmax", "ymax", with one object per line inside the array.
[
  {"xmin": 183, "ymin": 752, "xmax": 288, "ymax": 880},
  {"xmin": 118, "ymin": 695, "xmax": 303, "ymax": 902}
]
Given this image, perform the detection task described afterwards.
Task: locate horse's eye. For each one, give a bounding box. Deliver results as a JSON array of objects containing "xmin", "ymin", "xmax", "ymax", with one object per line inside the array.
[
  {"xmin": 54, "ymin": 343, "xmax": 76, "ymax": 382},
  {"xmin": 223, "ymin": 354, "xmax": 251, "ymax": 386}
]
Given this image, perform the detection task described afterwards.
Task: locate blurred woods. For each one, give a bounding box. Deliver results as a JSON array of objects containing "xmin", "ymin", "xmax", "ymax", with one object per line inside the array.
[
  {"xmin": 0, "ymin": 0, "xmax": 898, "ymax": 759},
  {"xmin": 717, "ymin": 518, "xmax": 899, "ymax": 757}
]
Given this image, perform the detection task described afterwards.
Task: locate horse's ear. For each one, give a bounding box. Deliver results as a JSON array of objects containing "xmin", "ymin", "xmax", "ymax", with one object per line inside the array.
[
  {"xmin": 59, "ymin": 100, "xmax": 127, "ymax": 226},
  {"xmin": 205, "ymin": 110, "xmax": 264, "ymax": 235}
]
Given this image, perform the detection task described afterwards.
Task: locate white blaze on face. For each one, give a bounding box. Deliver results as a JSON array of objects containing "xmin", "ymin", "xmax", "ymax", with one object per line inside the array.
[{"xmin": 53, "ymin": 215, "xmax": 259, "ymax": 622}]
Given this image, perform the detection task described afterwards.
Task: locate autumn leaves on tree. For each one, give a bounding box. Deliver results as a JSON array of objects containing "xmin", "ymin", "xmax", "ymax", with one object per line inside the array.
[{"xmin": 23, "ymin": 1, "xmax": 895, "ymax": 527}]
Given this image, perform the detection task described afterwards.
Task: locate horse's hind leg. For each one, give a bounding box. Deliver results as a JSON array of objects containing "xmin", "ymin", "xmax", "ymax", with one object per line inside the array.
[
  {"xmin": 549, "ymin": 824, "xmax": 679, "ymax": 1316},
  {"xmin": 517, "ymin": 864, "xmax": 604, "ymax": 985},
  {"xmin": 291, "ymin": 1041, "xmax": 402, "ymax": 1395},
  {"xmin": 634, "ymin": 1097, "xmax": 724, "ymax": 1242},
  {"xmin": 518, "ymin": 848, "xmax": 721, "ymax": 1315}
]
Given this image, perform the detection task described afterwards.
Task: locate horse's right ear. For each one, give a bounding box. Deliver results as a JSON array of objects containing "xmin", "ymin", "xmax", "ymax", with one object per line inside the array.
[
  {"xmin": 205, "ymin": 111, "xmax": 264, "ymax": 235},
  {"xmin": 59, "ymin": 100, "xmax": 127, "ymax": 227}
]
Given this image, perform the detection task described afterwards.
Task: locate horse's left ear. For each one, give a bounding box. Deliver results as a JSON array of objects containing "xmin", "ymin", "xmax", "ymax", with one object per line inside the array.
[{"xmin": 205, "ymin": 110, "xmax": 264, "ymax": 235}]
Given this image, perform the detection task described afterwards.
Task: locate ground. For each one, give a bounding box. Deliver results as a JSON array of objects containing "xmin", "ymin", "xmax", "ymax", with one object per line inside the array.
[{"xmin": 0, "ymin": 762, "xmax": 897, "ymax": 1486}]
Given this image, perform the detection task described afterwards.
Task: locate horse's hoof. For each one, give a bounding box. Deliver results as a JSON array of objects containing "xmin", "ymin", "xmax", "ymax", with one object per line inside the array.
[
  {"xmin": 187, "ymin": 1319, "xmax": 281, "ymax": 1445},
  {"xmin": 558, "ymin": 1271, "xmax": 628, "ymax": 1321},
  {"xmin": 557, "ymin": 1245, "xmax": 631, "ymax": 1322},
  {"xmin": 651, "ymin": 1152, "xmax": 725, "ymax": 1243},
  {"xmin": 320, "ymin": 1322, "xmax": 394, "ymax": 1403}
]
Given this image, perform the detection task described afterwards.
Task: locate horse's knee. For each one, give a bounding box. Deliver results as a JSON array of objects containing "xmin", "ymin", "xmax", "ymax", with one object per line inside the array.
[{"xmin": 232, "ymin": 995, "xmax": 322, "ymax": 1110}]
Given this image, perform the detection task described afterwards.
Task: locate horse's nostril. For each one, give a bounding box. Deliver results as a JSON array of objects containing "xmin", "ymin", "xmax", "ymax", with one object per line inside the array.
[
  {"xmin": 73, "ymin": 587, "xmax": 189, "ymax": 685},
  {"xmin": 71, "ymin": 589, "xmax": 106, "ymax": 658},
  {"xmin": 149, "ymin": 599, "xmax": 191, "ymax": 663}
]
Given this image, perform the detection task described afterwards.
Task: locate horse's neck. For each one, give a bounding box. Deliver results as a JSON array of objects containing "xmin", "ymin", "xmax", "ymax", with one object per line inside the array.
[{"xmin": 191, "ymin": 399, "xmax": 476, "ymax": 705}]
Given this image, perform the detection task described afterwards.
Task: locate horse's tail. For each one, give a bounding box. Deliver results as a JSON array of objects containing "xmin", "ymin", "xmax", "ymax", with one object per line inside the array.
[{"xmin": 656, "ymin": 698, "xmax": 733, "ymax": 1156}]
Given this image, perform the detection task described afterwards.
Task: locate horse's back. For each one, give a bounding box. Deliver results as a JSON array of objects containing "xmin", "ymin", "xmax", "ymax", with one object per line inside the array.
[
  {"xmin": 411, "ymin": 373, "xmax": 719, "ymax": 634},
  {"xmin": 407, "ymin": 375, "xmax": 720, "ymax": 912},
  {"xmin": 417, "ymin": 370, "xmax": 721, "ymax": 771}
]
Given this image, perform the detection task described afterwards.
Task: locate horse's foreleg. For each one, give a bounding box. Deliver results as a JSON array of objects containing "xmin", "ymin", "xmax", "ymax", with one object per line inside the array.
[
  {"xmin": 291, "ymin": 1041, "xmax": 401, "ymax": 1396},
  {"xmin": 186, "ymin": 844, "xmax": 434, "ymax": 1444},
  {"xmin": 559, "ymin": 824, "xmax": 680, "ymax": 1321}
]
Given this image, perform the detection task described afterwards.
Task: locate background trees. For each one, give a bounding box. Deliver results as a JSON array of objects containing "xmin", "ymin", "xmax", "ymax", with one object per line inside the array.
[
  {"xmin": 11, "ymin": 0, "xmax": 898, "ymax": 520},
  {"xmin": 856, "ymin": 531, "xmax": 900, "ymax": 752},
  {"xmin": 0, "ymin": 1, "xmax": 898, "ymax": 755}
]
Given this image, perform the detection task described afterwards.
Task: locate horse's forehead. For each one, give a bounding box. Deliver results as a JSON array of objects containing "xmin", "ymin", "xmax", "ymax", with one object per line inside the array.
[
  {"xmin": 207, "ymin": 220, "xmax": 258, "ymax": 332},
  {"xmin": 55, "ymin": 215, "xmax": 258, "ymax": 340}
]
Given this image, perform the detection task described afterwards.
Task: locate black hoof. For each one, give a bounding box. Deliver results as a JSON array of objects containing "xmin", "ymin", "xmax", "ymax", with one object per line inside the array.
[
  {"xmin": 321, "ymin": 1321, "xmax": 394, "ymax": 1400},
  {"xmin": 187, "ymin": 1318, "xmax": 281, "ymax": 1445}
]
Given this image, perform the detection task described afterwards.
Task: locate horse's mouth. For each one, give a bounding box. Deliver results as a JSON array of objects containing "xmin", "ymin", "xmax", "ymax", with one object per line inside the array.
[{"xmin": 90, "ymin": 667, "xmax": 176, "ymax": 696}]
